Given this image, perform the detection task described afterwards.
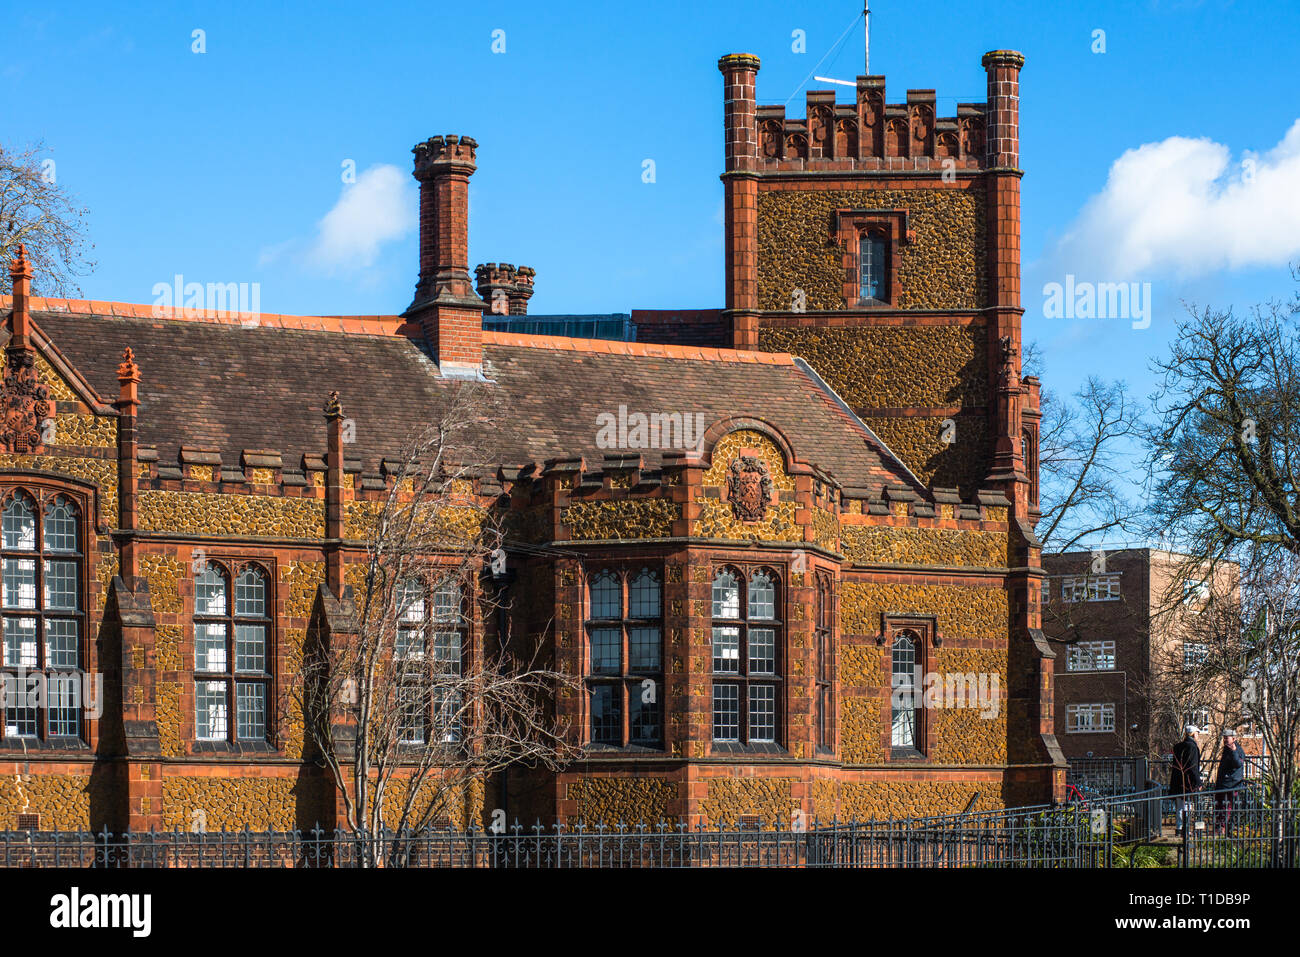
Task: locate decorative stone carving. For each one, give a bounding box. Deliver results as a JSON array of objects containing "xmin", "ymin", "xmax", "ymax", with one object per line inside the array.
[
  {"xmin": 0, "ymin": 347, "xmax": 53, "ymax": 454},
  {"xmin": 726, "ymin": 455, "xmax": 774, "ymax": 522},
  {"xmin": 885, "ymin": 118, "xmax": 908, "ymax": 157},
  {"xmin": 836, "ymin": 119, "xmax": 858, "ymax": 158},
  {"xmin": 760, "ymin": 119, "xmax": 783, "ymax": 159},
  {"xmin": 809, "ymin": 107, "xmax": 833, "ymax": 153}
]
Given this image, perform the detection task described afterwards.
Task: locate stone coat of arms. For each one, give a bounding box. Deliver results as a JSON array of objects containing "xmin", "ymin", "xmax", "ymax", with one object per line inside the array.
[
  {"xmin": 0, "ymin": 349, "xmax": 53, "ymax": 454},
  {"xmin": 727, "ymin": 455, "xmax": 774, "ymax": 522}
]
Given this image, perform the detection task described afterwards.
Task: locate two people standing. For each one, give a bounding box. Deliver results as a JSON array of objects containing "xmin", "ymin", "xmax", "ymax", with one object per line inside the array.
[{"xmin": 1168, "ymin": 726, "xmax": 1247, "ymax": 836}]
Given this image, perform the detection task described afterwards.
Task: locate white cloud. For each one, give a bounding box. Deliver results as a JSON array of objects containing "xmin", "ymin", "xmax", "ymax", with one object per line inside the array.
[
  {"xmin": 1048, "ymin": 119, "xmax": 1300, "ymax": 280},
  {"xmin": 262, "ymin": 164, "xmax": 415, "ymax": 274}
]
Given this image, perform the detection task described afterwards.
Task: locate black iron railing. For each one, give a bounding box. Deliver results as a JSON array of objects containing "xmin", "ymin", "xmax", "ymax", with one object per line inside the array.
[{"xmin": 0, "ymin": 787, "xmax": 1291, "ymax": 868}]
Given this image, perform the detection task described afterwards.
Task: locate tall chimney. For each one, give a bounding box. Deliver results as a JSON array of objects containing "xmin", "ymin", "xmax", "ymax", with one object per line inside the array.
[
  {"xmin": 718, "ymin": 53, "xmax": 761, "ymax": 348},
  {"xmin": 406, "ymin": 135, "xmax": 486, "ymax": 375}
]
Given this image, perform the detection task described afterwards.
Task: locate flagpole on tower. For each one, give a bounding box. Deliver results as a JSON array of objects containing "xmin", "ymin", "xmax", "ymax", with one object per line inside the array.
[{"xmin": 864, "ymin": 2, "xmax": 870, "ymax": 74}]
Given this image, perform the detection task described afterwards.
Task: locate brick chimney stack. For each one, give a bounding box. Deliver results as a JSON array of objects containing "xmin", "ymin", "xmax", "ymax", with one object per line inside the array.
[
  {"xmin": 474, "ymin": 263, "xmax": 517, "ymax": 316},
  {"xmin": 474, "ymin": 262, "xmax": 536, "ymax": 317},
  {"xmin": 405, "ymin": 135, "xmax": 486, "ymax": 375},
  {"xmin": 718, "ymin": 53, "xmax": 761, "ymax": 348}
]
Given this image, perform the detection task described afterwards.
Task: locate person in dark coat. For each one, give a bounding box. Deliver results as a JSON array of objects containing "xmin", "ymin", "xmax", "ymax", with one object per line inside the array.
[
  {"xmin": 1214, "ymin": 730, "xmax": 1247, "ymax": 835},
  {"xmin": 1170, "ymin": 726, "xmax": 1202, "ymax": 835}
]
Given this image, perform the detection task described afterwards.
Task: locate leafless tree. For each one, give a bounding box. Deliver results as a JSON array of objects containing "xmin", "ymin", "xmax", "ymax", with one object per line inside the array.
[
  {"xmin": 1143, "ymin": 271, "xmax": 1300, "ymax": 801},
  {"xmin": 1145, "ymin": 274, "xmax": 1300, "ymax": 562},
  {"xmin": 0, "ymin": 142, "xmax": 95, "ymax": 296},
  {"xmin": 1024, "ymin": 342, "xmax": 1144, "ymax": 553},
  {"xmin": 1144, "ymin": 561, "xmax": 1238, "ymax": 767},
  {"xmin": 298, "ymin": 382, "xmax": 577, "ymax": 866},
  {"xmin": 1026, "ymin": 343, "xmax": 1148, "ymax": 695},
  {"xmin": 1147, "ymin": 546, "xmax": 1300, "ymax": 805}
]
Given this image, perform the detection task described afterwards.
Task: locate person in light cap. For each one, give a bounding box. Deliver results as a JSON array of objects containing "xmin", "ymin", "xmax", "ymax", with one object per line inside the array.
[
  {"xmin": 1170, "ymin": 725, "xmax": 1202, "ymax": 835},
  {"xmin": 1214, "ymin": 729, "xmax": 1246, "ymax": 835}
]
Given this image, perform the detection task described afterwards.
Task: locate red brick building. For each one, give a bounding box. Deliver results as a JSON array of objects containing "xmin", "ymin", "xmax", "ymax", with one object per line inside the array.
[
  {"xmin": 1043, "ymin": 548, "xmax": 1244, "ymax": 761},
  {"xmin": 0, "ymin": 44, "xmax": 1060, "ymax": 832}
]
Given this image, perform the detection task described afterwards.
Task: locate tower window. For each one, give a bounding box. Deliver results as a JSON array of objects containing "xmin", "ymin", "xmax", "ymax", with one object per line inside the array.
[{"xmin": 858, "ymin": 232, "xmax": 888, "ymax": 304}]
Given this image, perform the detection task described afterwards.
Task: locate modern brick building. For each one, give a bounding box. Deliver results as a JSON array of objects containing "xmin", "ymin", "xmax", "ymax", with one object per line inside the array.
[
  {"xmin": 1042, "ymin": 548, "xmax": 1242, "ymax": 761},
  {"xmin": 0, "ymin": 43, "xmax": 1061, "ymax": 832}
]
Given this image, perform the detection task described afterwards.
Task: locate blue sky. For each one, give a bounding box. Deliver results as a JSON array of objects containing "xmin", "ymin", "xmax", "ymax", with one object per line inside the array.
[{"xmin": 5, "ymin": 0, "xmax": 1299, "ymax": 402}]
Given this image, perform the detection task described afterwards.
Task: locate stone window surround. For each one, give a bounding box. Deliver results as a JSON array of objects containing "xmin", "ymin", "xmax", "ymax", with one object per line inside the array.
[
  {"xmin": 832, "ymin": 207, "xmax": 916, "ymax": 308},
  {"xmin": 878, "ymin": 613, "xmax": 939, "ymax": 760}
]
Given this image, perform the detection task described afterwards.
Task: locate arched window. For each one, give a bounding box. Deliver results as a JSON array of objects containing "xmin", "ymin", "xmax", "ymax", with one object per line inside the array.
[
  {"xmin": 1, "ymin": 489, "xmax": 85, "ymax": 740},
  {"xmin": 589, "ymin": 571, "xmax": 620, "ymax": 620},
  {"xmin": 583, "ymin": 566, "xmax": 663, "ymax": 748},
  {"xmin": 711, "ymin": 566, "xmax": 782, "ymax": 746},
  {"xmin": 194, "ymin": 562, "xmax": 271, "ymax": 743},
  {"xmin": 891, "ymin": 630, "xmax": 920, "ymax": 750},
  {"xmin": 859, "ymin": 231, "xmax": 888, "ymax": 304}
]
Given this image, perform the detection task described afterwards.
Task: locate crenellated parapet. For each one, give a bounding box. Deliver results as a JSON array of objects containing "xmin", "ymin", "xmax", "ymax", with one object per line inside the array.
[
  {"xmin": 718, "ymin": 49, "xmax": 1023, "ymax": 175},
  {"xmin": 411, "ymin": 133, "xmax": 478, "ymax": 177},
  {"xmin": 752, "ymin": 82, "xmax": 986, "ymax": 172},
  {"xmin": 480, "ymin": 443, "xmax": 1018, "ymax": 557}
]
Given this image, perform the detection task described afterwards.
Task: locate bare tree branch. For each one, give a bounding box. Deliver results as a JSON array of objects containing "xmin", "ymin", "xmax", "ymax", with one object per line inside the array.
[
  {"xmin": 1026, "ymin": 341, "xmax": 1144, "ymax": 552},
  {"xmin": 0, "ymin": 141, "xmax": 96, "ymax": 296},
  {"xmin": 293, "ymin": 382, "xmax": 578, "ymax": 866}
]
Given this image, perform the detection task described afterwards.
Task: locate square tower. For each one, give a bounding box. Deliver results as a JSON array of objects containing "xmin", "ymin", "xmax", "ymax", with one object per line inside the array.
[{"xmin": 718, "ymin": 51, "xmax": 1036, "ymax": 506}]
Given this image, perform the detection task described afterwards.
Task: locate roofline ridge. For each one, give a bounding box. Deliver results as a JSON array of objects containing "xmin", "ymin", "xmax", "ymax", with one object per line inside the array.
[
  {"xmin": 482, "ymin": 329, "xmax": 794, "ymax": 364},
  {"xmin": 2, "ymin": 295, "xmax": 410, "ymax": 338}
]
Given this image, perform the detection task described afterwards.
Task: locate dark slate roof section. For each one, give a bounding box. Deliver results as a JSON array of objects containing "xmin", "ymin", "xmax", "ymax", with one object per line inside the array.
[
  {"xmin": 478, "ymin": 341, "xmax": 916, "ymax": 488},
  {"xmin": 34, "ymin": 312, "xmax": 449, "ymax": 474},
  {"xmin": 31, "ymin": 310, "xmax": 917, "ymax": 490}
]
